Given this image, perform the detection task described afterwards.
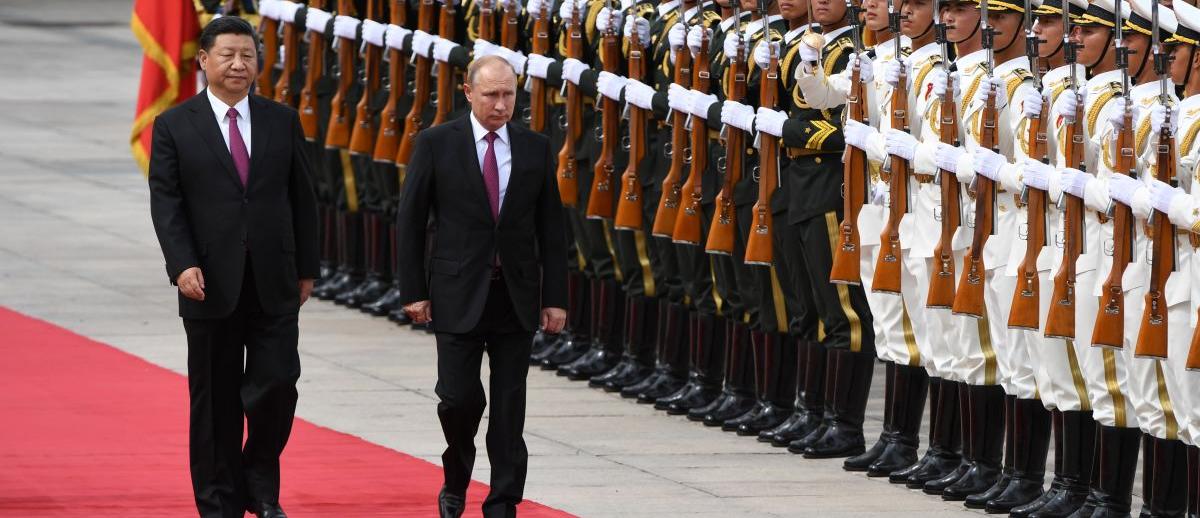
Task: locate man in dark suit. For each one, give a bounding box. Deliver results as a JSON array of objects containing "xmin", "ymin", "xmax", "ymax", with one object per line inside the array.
[
  {"xmin": 148, "ymin": 16, "xmax": 319, "ymax": 518},
  {"xmin": 397, "ymin": 55, "xmax": 568, "ymax": 518}
]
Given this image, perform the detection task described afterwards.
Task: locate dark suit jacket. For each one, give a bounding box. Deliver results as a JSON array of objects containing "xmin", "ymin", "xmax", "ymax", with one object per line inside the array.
[
  {"xmin": 397, "ymin": 114, "xmax": 568, "ymax": 334},
  {"xmin": 149, "ymin": 91, "xmax": 320, "ymax": 319}
]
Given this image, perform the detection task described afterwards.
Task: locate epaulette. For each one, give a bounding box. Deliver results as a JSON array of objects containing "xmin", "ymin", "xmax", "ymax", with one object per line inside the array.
[
  {"xmin": 699, "ymin": 9, "xmax": 722, "ymax": 26},
  {"xmin": 821, "ymin": 34, "xmax": 853, "ymax": 77},
  {"xmin": 1002, "ymin": 68, "xmax": 1034, "ymax": 99},
  {"xmin": 635, "ymin": 2, "xmax": 655, "ymax": 17}
]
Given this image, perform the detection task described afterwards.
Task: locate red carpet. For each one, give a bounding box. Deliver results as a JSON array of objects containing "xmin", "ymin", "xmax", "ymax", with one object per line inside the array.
[{"xmin": 0, "ymin": 306, "xmax": 573, "ymax": 517}]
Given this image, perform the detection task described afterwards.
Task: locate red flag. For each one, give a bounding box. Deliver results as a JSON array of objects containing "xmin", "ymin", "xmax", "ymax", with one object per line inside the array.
[{"xmin": 130, "ymin": 0, "xmax": 201, "ymax": 175}]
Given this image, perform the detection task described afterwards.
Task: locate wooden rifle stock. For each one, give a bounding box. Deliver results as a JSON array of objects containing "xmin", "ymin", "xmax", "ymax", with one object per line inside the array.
[
  {"xmin": 1134, "ymin": 119, "xmax": 1176, "ymax": 358},
  {"xmin": 1091, "ymin": 107, "xmax": 1136, "ymax": 348},
  {"xmin": 614, "ymin": 16, "xmax": 648, "ymax": 230},
  {"xmin": 259, "ymin": 15, "xmax": 281, "ymax": 99},
  {"xmin": 298, "ymin": 0, "xmax": 330, "ymax": 141},
  {"xmin": 1188, "ymin": 305, "xmax": 1200, "ymax": 369},
  {"xmin": 705, "ymin": 39, "xmax": 746, "ymax": 255},
  {"xmin": 743, "ymin": 45, "xmax": 780, "ymax": 266},
  {"xmin": 373, "ymin": 0, "xmax": 409, "ymax": 163},
  {"xmin": 673, "ymin": 32, "xmax": 711, "ymax": 245},
  {"xmin": 586, "ymin": 19, "xmax": 620, "ymax": 220},
  {"xmin": 528, "ymin": 5, "xmax": 551, "ymax": 133},
  {"xmin": 829, "ymin": 60, "xmax": 867, "ymax": 284},
  {"xmin": 1008, "ymin": 92, "xmax": 1049, "ymax": 330},
  {"xmin": 501, "ymin": 0, "xmax": 519, "ymax": 48},
  {"xmin": 652, "ymin": 45, "xmax": 693, "ymax": 237},
  {"xmin": 872, "ymin": 62, "xmax": 910, "ymax": 293},
  {"xmin": 1044, "ymin": 96, "xmax": 1085, "ymax": 338},
  {"xmin": 431, "ymin": 0, "xmax": 456, "ymax": 126},
  {"xmin": 273, "ymin": 14, "xmax": 302, "ymax": 107},
  {"xmin": 556, "ymin": 4, "xmax": 584, "ymax": 206},
  {"xmin": 350, "ymin": 0, "xmax": 385, "ymax": 156},
  {"xmin": 479, "ymin": 0, "xmax": 495, "ymax": 41},
  {"xmin": 325, "ymin": 0, "xmax": 358, "ymax": 149},
  {"xmin": 394, "ymin": 0, "xmax": 436, "ymax": 169},
  {"xmin": 950, "ymin": 81, "xmax": 997, "ymax": 318},
  {"xmin": 926, "ymin": 72, "xmax": 961, "ymax": 308}
]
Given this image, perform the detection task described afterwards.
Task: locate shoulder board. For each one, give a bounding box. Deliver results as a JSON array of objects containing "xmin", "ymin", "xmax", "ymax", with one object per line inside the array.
[
  {"xmin": 636, "ymin": 3, "xmax": 655, "ymax": 17},
  {"xmin": 1003, "ymin": 69, "xmax": 1033, "ymax": 99},
  {"xmin": 821, "ymin": 37, "xmax": 853, "ymax": 76},
  {"xmin": 700, "ymin": 10, "xmax": 722, "ymax": 25}
]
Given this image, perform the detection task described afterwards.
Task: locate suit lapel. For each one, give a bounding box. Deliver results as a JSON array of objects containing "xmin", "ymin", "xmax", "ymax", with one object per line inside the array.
[
  {"xmin": 454, "ymin": 116, "xmax": 495, "ymax": 222},
  {"xmin": 187, "ymin": 92, "xmax": 244, "ymax": 191},
  {"xmin": 248, "ymin": 96, "xmax": 270, "ymax": 189}
]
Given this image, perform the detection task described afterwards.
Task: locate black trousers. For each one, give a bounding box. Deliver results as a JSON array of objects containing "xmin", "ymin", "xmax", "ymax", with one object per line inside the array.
[
  {"xmin": 786, "ymin": 211, "xmax": 874, "ymax": 354},
  {"xmin": 435, "ymin": 276, "xmax": 533, "ymax": 517},
  {"xmin": 183, "ymin": 260, "xmax": 300, "ymax": 518}
]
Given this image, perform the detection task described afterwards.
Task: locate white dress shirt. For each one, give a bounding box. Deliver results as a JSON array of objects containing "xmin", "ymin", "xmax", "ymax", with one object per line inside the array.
[
  {"xmin": 206, "ymin": 88, "xmax": 252, "ymax": 157},
  {"xmin": 469, "ymin": 112, "xmax": 511, "ymax": 211}
]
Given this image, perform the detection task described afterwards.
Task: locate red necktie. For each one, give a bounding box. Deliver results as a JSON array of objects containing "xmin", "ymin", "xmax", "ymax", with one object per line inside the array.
[
  {"xmin": 482, "ymin": 131, "xmax": 500, "ymax": 220},
  {"xmin": 227, "ymin": 107, "xmax": 250, "ymax": 187}
]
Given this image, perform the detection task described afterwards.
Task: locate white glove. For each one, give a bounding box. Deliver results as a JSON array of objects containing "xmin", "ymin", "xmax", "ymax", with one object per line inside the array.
[
  {"xmin": 259, "ymin": 0, "xmax": 281, "ymax": 20},
  {"xmin": 669, "ymin": 23, "xmax": 688, "ymax": 52},
  {"xmin": 527, "ymin": 0, "xmax": 549, "ymax": 19},
  {"xmin": 1107, "ymin": 97, "xmax": 1141, "ymax": 131},
  {"xmin": 525, "ymin": 53, "xmax": 554, "ymax": 79},
  {"xmin": 384, "ymin": 24, "xmax": 412, "ymax": 51},
  {"xmin": 562, "ymin": 58, "xmax": 588, "ymax": 84},
  {"xmin": 1055, "ymin": 89, "xmax": 1081, "ymax": 123},
  {"xmin": 1060, "ymin": 168, "xmax": 1090, "ymax": 198},
  {"xmin": 1150, "ymin": 179, "xmax": 1182, "ymax": 213},
  {"xmin": 361, "ymin": 19, "xmax": 385, "ymax": 46},
  {"xmin": 972, "ymin": 75, "xmax": 1007, "ymax": 110},
  {"xmin": 1107, "ymin": 173, "xmax": 1145, "ymax": 207},
  {"xmin": 752, "ymin": 40, "xmax": 780, "ymax": 70},
  {"xmin": 474, "ymin": 38, "xmax": 499, "ymax": 58},
  {"xmin": 849, "ymin": 53, "xmax": 873, "ymax": 83},
  {"xmin": 559, "ymin": 0, "xmax": 586, "ymax": 22},
  {"xmin": 884, "ymin": 129, "xmax": 918, "ymax": 161},
  {"xmin": 844, "ymin": 119, "xmax": 877, "ymax": 151},
  {"xmin": 432, "ymin": 37, "xmax": 459, "ymax": 62},
  {"xmin": 972, "ymin": 147, "xmax": 1007, "ymax": 181},
  {"xmin": 724, "ymin": 32, "xmax": 747, "ymax": 62},
  {"xmin": 332, "ymin": 14, "xmax": 360, "ymax": 40},
  {"xmin": 411, "ymin": 30, "xmax": 434, "ymax": 57},
  {"xmin": 625, "ymin": 79, "xmax": 656, "ymax": 110},
  {"xmin": 1020, "ymin": 87, "xmax": 1042, "ymax": 118},
  {"xmin": 686, "ymin": 25, "xmax": 712, "ymax": 56},
  {"xmin": 494, "ymin": 46, "xmax": 527, "ymax": 73},
  {"xmin": 667, "ymin": 83, "xmax": 693, "ymax": 113},
  {"xmin": 1149, "ymin": 104, "xmax": 1179, "ymax": 135},
  {"xmin": 1021, "ymin": 159, "xmax": 1052, "ymax": 191},
  {"xmin": 934, "ymin": 143, "xmax": 964, "ymax": 175},
  {"xmin": 305, "ymin": 7, "xmax": 332, "ymax": 34},
  {"xmin": 624, "ymin": 16, "xmax": 650, "ymax": 47},
  {"xmin": 722, "ymin": 101, "xmax": 756, "ymax": 132},
  {"xmin": 596, "ymin": 7, "xmax": 622, "ymax": 34},
  {"xmin": 689, "ymin": 91, "xmax": 718, "ymax": 118},
  {"xmin": 597, "ymin": 71, "xmax": 628, "ymax": 100},
  {"xmin": 799, "ymin": 37, "xmax": 820, "ymax": 63},
  {"xmin": 883, "ymin": 59, "xmax": 905, "ymax": 89},
  {"xmin": 929, "ymin": 68, "xmax": 960, "ymax": 100},
  {"xmin": 871, "ymin": 180, "xmax": 890, "ymax": 205},
  {"xmin": 278, "ymin": 1, "xmax": 303, "ymax": 23},
  {"xmin": 755, "ymin": 107, "xmax": 787, "ymax": 137}
]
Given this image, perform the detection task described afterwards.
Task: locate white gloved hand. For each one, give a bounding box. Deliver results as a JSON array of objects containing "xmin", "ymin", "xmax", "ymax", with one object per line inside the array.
[
  {"xmin": 305, "ymin": 7, "xmax": 332, "ymax": 34},
  {"xmin": 799, "ymin": 37, "xmax": 820, "ymax": 63},
  {"xmin": 883, "ymin": 59, "xmax": 905, "ymax": 89},
  {"xmin": 595, "ymin": 7, "xmax": 621, "ymax": 33},
  {"xmin": 972, "ymin": 147, "xmax": 1007, "ymax": 181},
  {"xmin": 411, "ymin": 30, "xmax": 434, "ymax": 57},
  {"xmin": 934, "ymin": 143, "xmax": 964, "ymax": 174},
  {"xmin": 871, "ymin": 180, "xmax": 890, "ymax": 205},
  {"xmin": 1021, "ymin": 159, "xmax": 1052, "ymax": 191},
  {"xmin": 559, "ymin": 0, "xmax": 586, "ymax": 22},
  {"xmin": 1021, "ymin": 87, "xmax": 1042, "ymax": 118},
  {"xmin": 1107, "ymin": 173, "xmax": 1145, "ymax": 206},
  {"xmin": 332, "ymin": 14, "xmax": 360, "ymax": 40},
  {"xmin": 686, "ymin": 25, "xmax": 712, "ymax": 56},
  {"xmin": 753, "ymin": 40, "xmax": 780, "ymax": 70},
  {"xmin": 972, "ymin": 75, "xmax": 1007, "ymax": 110},
  {"xmin": 624, "ymin": 16, "xmax": 650, "ymax": 47},
  {"xmin": 929, "ymin": 68, "xmax": 960, "ymax": 100},
  {"xmin": 597, "ymin": 71, "xmax": 628, "ymax": 100},
  {"xmin": 724, "ymin": 31, "xmax": 747, "ymax": 62},
  {"xmin": 259, "ymin": 0, "xmax": 281, "ymax": 20},
  {"xmin": 361, "ymin": 19, "xmax": 385, "ymax": 46},
  {"xmin": 494, "ymin": 46, "xmax": 527, "ymax": 73},
  {"xmin": 722, "ymin": 101, "xmax": 757, "ymax": 132},
  {"xmin": 844, "ymin": 119, "xmax": 877, "ymax": 151},
  {"xmin": 668, "ymin": 83, "xmax": 692, "ymax": 113},
  {"xmin": 689, "ymin": 91, "xmax": 718, "ymax": 118},
  {"xmin": 525, "ymin": 53, "xmax": 554, "ymax": 79},
  {"xmin": 884, "ymin": 129, "xmax": 918, "ymax": 161},
  {"xmin": 562, "ymin": 57, "xmax": 588, "ymax": 84},
  {"xmin": 1060, "ymin": 168, "xmax": 1090, "ymax": 198},
  {"xmin": 625, "ymin": 79, "xmax": 656, "ymax": 109},
  {"xmin": 755, "ymin": 107, "xmax": 787, "ymax": 137},
  {"xmin": 278, "ymin": 1, "xmax": 303, "ymax": 23},
  {"xmin": 384, "ymin": 24, "xmax": 411, "ymax": 51},
  {"xmin": 1149, "ymin": 179, "xmax": 1182, "ymax": 213},
  {"xmin": 474, "ymin": 38, "xmax": 499, "ymax": 58},
  {"xmin": 527, "ymin": 0, "xmax": 550, "ymax": 18},
  {"xmin": 1107, "ymin": 97, "xmax": 1141, "ymax": 132},
  {"xmin": 670, "ymin": 23, "xmax": 688, "ymax": 52},
  {"xmin": 432, "ymin": 37, "xmax": 459, "ymax": 62},
  {"xmin": 1055, "ymin": 89, "xmax": 1081, "ymax": 123},
  {"xmin": 849, "ymin": 53, "xmax": 873, "ymax": 83},
  {"xmin": 1149, "ymin": 104, "xmax": 1179, "ymax": 135}
]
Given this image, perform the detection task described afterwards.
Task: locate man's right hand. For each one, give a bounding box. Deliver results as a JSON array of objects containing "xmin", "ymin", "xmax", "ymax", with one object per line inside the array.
[
  {"xmin": 405, "ymin": 300, "xmax": 432, "ymax": 324},
  {"xmin": 177, "ymin": 267, "xmax": 206, "ymax": 301}
]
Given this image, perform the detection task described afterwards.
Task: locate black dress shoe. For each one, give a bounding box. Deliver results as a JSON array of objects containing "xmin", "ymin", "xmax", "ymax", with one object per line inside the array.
[
  {"xmin": 361, "ymin": 285, "xmax": 402, "ymax": 316},
  {"xmin": 344, "ymin": 275, "xmax": 388, "ymax": 308},
  {"xmin": 844, "ymin": 436, "xmax": 889, "ymax": 472},
  {"xmin": 248, "ymin": 502, "xmax": 288, "ymax": 518},
  {"xmin": 438, "ymin": 488, "xmax": 466, "ymax": 518},
  {"xmin": 803, "ymin": 423, "xmax": 866, "ymax": 459}
]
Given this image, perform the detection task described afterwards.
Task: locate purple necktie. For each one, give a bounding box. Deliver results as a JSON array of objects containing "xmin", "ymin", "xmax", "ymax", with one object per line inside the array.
[
  {"xmin": 482, "ymin": 131, "xmax": 500, "ymax": 220},
  {"xmin": 227, "ymin": 107, "xmax": 250, "ymax": 187}
]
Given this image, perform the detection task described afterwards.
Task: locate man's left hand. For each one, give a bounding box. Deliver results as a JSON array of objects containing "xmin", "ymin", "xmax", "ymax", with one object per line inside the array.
[
  {"xmin": 299, "ymin": 279, "xmax": 315, "ymax": 306},
  {"xmin": 540, "ymin": 307, "xmax": 566, "ymax": 334}
]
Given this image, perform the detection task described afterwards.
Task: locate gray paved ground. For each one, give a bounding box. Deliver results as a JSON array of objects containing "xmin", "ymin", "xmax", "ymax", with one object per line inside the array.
[{"xmin": 0, "ymin": 1, "xmax": 1068, "ymax": 516}]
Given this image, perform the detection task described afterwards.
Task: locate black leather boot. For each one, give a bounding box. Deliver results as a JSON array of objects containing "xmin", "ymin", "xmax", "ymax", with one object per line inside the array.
[
  {"xmin": 599, "ymin": 297, "xmax": 658, "ymax": 392},
  {"xmin": 942, "ymin": 384, "xmax": 1005, "ymax": 501},
  {"xmin": 737, "ymin": 332, "xmax": 795, "ymax": 436},
  {"xmin": 1032, "ymin": 410, "xmax": 1096, "ymax": 517},
  {"xmin": 760, "ymin": 336, "xmax": 808, "ymax": 444},
  {"xmin": 846, "ymin": 360, "xmax": 895, "ymax": 472},
  {"xmin": 362, "ymin": 219, "xmax": 402, "ymax": 315},
  {"xmin": 1139, "ymin": 436, "xmax": 1187, "ymax": 518},
  {"xmin": 541, "ymin": 277, "xmax": 595, "ymax": 369},
  {"xmin": 561, "ymin": 280, "xmax": 624, "ymax": 380},
  {"xmin": 315, "ymin": 212, "xmax": 353, "ymax": 299},
  {"xmin": 694, "ymin": 320, "xmax": 754, "ymax": 425},
  {"xmin": 921, "ymin": 381, "xmax": 970, "ymax": 493},
  {"xmin": 665, "ymin": 314, "xmax": 722, "ymax": 415},
  {"xmin": 590, "ymin": 295, "xmax": 641, "ymax": 388},
  {"xmin": 893, "ymin": 376, "xmax": 949, "ymax": 484},
  {"xmin": 1012, "ymin": 408, "xmax": 1065, "ymax": 517},
  {"xmin": 785, "ymin": 340, "xmax": 830, "ymax": 453},
  {"xmin": 1187, "ymin": 445, "xmax": 1198, "ymax": 518},
  {"xmin": 986, "ymin": 398, "xmax": 1051, "ymax": 513},
  {"xmin": 1088, "ymin": 425, "xmax": 1142, "ymax": 518},
  {"xmin": 623, "ymin": 299, "xmax": 670, "ymax": 397},
  {"xmin": 803, "ymin": 349, "xmax": 874, "ymax": 459},
  {"xmin": 333, "ymin": 211, "xmax": 367, "ymax": 305},
  {"xmin": 722, "ymin": 330, "xmax": 769, "ymax": 432},
  {"xmin": 317, "ymin": 204, "xmax": 337, "ymax": 282},
  {"xmin": 967, "ymin": 394, "xmax": 1018, "ymax": 508},
  {"xmin": 867, "ymin": 364, "xmax": 927, "ymax": 477},
  {"xmin": 654, "ymin": 310, "xmax": 704, "ymax": 409},
  {"xmin": 348, "ymin": 213, "xmax": 390, "ymax": 308},
  {"xmin": 632, "ymin": 302, "xmax": 688, "ymax": 403}
]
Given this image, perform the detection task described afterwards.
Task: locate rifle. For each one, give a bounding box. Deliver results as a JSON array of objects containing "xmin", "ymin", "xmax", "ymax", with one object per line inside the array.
[
  {"xmin": 528, "ymin": 0, "xmax": 552, "ymax": 133},
  {"xmin": 1091, "ymin": 0, "xmax": 1135, "ymax": 348},
  {"xmin": 258, "ymin": 7, "xmax": 281, "ymax": 99},
  {"xmin": 586, "ymin": 1, "xmax": 621, "ymax": 220},
  {"xmin": 926, "ymin": 0, "xmax": 961, "ymax": 307},
  {"xmin": 479, "ymin": 0, "xmax": 495, "ymax": 41},
  {"xmin": 951, "ymin": 0, "xmax": 997, "ymax": 318},
  {"xmin": 394, "ymin": 0, "xmax": 436, "ymax": 171},
  {"xmin": 1134, "ymin": 1, "xmax": 1173, "ymax": 358},
  {"xmin": 556, "ymin": 0, "xmax": 585, "ymax": 206},
  {"xmin": 299, "ymin": 0, "xmax": 330, "ymax": 140},
  {"xmin": 745, "ymin": 0, "xmax": 781, "ymax": 266},
  {"xmin": 615, "ymin": 7, "xmax": 649, "ymax": 230},
  {"xmin": 350, "ymin": 0, "xmax": 385, "ymax": 156},
  {"xmin": 871, "ymin": 0, "xmax": 909, "ymax": 293},
  {"xmin": 1008, "ymin": 0, "xmax": 1048, "ymax": 329},
  {"xmin": 325, "ymin": 0, "xmax": 358, "ymax": 149},
  {"xmin": 830, "ymin": 0, "xmax": 869, "ymax": 284},
  {"xmin": 705, "ymin": 4, "xmax": 745, "ymax": 254},
  {"xmin": 674, "ymin": 14, "xmax": 710, "ymax": 245},
  {"xmin": 501, "ymin": 0, "xmax": 519, "ymax": 48},
  {"xmin": 431, "ymin": 0, "xmax": 457, "ymax": 126},
  {"xmin": 273, "ymin": 4, "xmax": 303, "ymax": 107},
  {"xmin": 653, "ymin": 2, "xmax": 694, "ymax": 236},
  {"xmin": 1044, "ymin": 6, "xmax": 1084, "ymax": 338},
  {"xmin": 373, "ymin": 0, "xmax": 409, "ymax": 163}
]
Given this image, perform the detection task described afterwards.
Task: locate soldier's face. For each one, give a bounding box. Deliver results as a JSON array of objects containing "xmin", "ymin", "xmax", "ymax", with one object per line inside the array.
[
  {"xmin": 464, "ymin": 63, "xmax": 517, "ymax": 131},
  {"xmin": 740, "ymin": 0, "xmax": 757, "ymax": 12},
  {"xmin": 943, "ymin": 3, "xmax": 981, "ymax": 43},
  {"xmin": 901, "ymin": 0, "xmax": 935, "ymax": 38},
  {"xmin": 813, "ymin": 0, "xmax": 847, "ymax": 24},
  {"xmin": 779, "ymin": 0, "xmax": 808, "ymax": 21},
  {"xmin": 1074, "ymin": 25, "xmax": 1113, "ymax": 67},
  {"xmin": 1124, "ymin": 33, "xmax": 1151, "ymax": 72},
  {"xmin": 1033, "ymin": 15, "xmax": 1063, "ymax": 59},
  {"xmin": 989, "ymin": 11, "xmax": 1023, "ymax": 48},
  {"xmin": 1169, "ymin": 43, "xmax": 1192, "ymax": 84},
  {"xmin": 198, "ymin": 33, "xmax": 258, "ymax": 99},
  {"xmin": 864, "ymin": 0, "xmax": 890, "ymax": 32}
]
